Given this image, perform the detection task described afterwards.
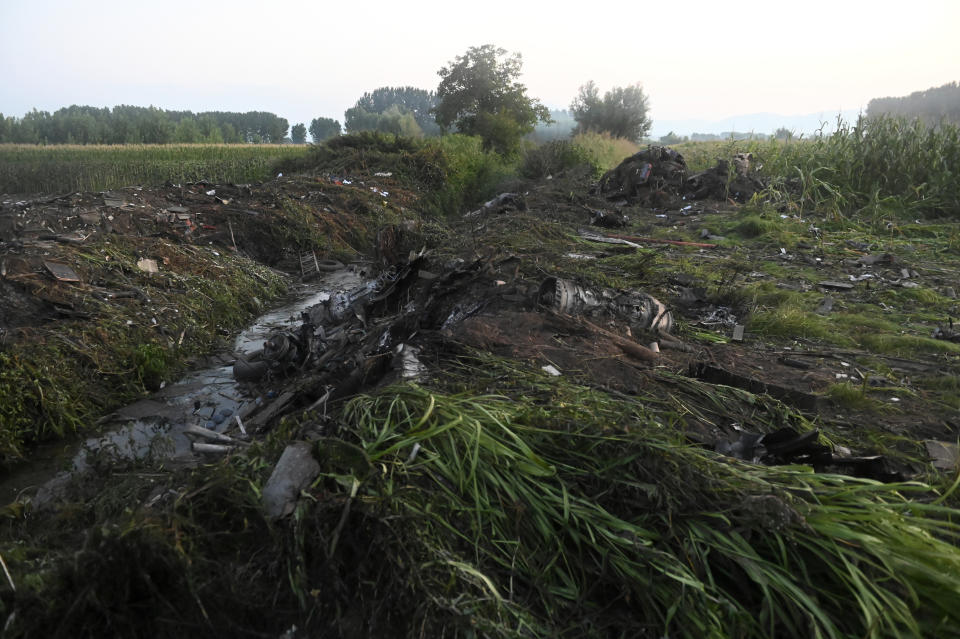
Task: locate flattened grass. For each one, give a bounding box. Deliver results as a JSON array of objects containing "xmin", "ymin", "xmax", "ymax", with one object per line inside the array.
[{"xmin": 338, "ymin": 378, "xmax": 960, "ymax": 637}]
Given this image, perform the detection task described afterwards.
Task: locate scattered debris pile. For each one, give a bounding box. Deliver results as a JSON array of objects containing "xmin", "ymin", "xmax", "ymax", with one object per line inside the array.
[
  {"xmin": 537, "ymin": 276, "xmax": 673, "ymax": 334},
  {"xmin": 597, "ymin": 146, "xmax": 687, "ymax": 206},
  {"xmin": 464, "ymin": 192, "xmax": 525, "ymax": 218},
  {"xmin": 226, "ymin": 256, "xmax": 681, "ymax": 435},
  {"xmin": 714, "ymin": 426, "xmax": 903, "ymax": 481},
  {"xmin": 687, "ymin": 152, "xmax": 766, "ymax": 201},
  {"xmin": 6, "ymin": 137, "xmax": 960, "ymax": 639},
  {"xmin": 597, "ymin": 147, "xmax": 767, "ymax": 206}
]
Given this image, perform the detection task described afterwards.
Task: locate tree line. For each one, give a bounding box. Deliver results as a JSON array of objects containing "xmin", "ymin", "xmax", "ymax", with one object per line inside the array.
[
  {"xmin": 867, "ymin": 81, "xmax": 960, "ymax": 126},
  {"xmin": 0, "ymin": 105, "xmax": 290, "ymax": 145},
  {"xmin": 331, "ymin": 45, "xmax": 653, "ymax": 154},
  {"xmin": 3, "ymin": 45, "xmax": 659, "ymax": 153}
]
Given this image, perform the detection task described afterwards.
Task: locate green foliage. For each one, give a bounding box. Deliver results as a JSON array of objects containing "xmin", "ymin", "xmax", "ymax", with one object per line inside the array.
[
  {"xmin": 773, "ymin": 126, "xmax": 794, "ymax": 140},
  {"xmin": 570, "ymin": 131, "xmax": 640, "ymax": 171},
  {"xmin": 676, "ymin": 115, "xmax": 960, "ymax": 218},
  {"xmin": 132, "ymin": 343, "xmax": 172, "ymax": 391},
  {"xmin": 0, "ymin": 240, "xmax": 287, "ymax": 460},
  {"xmin": 429, "ymin": 134, "xmax": 515, "ymax": 214},
  {"xmin": 827, "ymin": 381, "xmax": 882, "ymax": 411},
  {"xmin": 290, "ymin": 122, "xmax": 307, "ymax": 144},
  {"xmin": 352, "ymin": 86, "xmax": 440, "ymax": 135},
  {"xmin": 345, "ymin": 105, "xmax": 423, "ymax": 137},
  {"xmin": 339, "ymin": 381, "xmax": 960, "ymax": 637},
  {"xmin": 570, "ymin": 81, "xmax": 652, "ymax": 142},
  {"xmin": 434, "ymin": 45, "xmax": 551, "ymax": 154},
  {"xmin": 750, "ymin": 302, "xmax": 835, "ymax": 342},
  {"xmin": 172, "ymin": 118, "xmax": 201, "ymax": 143},
  {"xmin": 735, "ymin": 214, "xmax": 778, "ymax": 238},
  {"xmin": 276, "ymin": 132, "xmax": 446, "ymax": 191},
  {"xmin": 0, "ymin": 348, "xmax": 87, "ymax": 456},
  {"xmin": 0, "ymin": 143, "xmax": 306, "ymax": 193},
  {"xmin": 519, "ymin": 139, "xmax": 596, "ymax": 179},
  {"xmin": 659, "ymin": 130, "xmax": 688, "ymax": 144},
  {"xmin": 275, "ymin": 131, "xmax": 512, "ymax": 216},
  {"xmin": 0, "ymin": 106, "xmax": 290, "ymax": 145},
  {"xmin": 528, "ymin": 109, "xmax": 577, "ymax": 143},
  {"xmin": 308, "ymin": 116, "xmax": 341, "ymax": 143}
]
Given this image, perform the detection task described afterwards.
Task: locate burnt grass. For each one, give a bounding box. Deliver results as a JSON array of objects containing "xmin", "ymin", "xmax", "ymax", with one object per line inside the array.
[{"xmin": 2, "ymin": 141, "xmax": 960, "ymax": 638}]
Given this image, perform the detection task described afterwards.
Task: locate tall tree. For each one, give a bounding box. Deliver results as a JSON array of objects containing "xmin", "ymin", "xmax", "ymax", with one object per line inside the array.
[
  {"xmin": 0, "ymin": 106, "xmax": 300, "ymax": 145},
  {"xmin": 571, "ymin": 81, "xmax": 651, "ymax": 142},
  {"xmin": 173, "ymin": 118, "xmax": 201, "ymax": 143},
  {"xmin": 353, "ymin": 86, "xmax": 439, "ymax": 135},
  {"xmin": 309, "ymin": 117, "xmax": 341, "ymax": 143},
  {"xmin": 291, "ymin": 123, "xmax": 307, "ymax": 144},
  {"xmin": 344, "ymin": 105, "xmax": 423, "ymax": 137},
  {"xmin": 343, "ymin": 107, "xmax": 381, "ymax": 134},
  {"xmin": 434, "ymin": 44, "xmax": 550, "ymax": 154}
]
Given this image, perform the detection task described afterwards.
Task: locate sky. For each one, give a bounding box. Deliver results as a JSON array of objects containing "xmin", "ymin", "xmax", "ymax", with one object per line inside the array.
[{"xmin": 1, "ymin": 0, "xmax": 958, "ymax": 136}]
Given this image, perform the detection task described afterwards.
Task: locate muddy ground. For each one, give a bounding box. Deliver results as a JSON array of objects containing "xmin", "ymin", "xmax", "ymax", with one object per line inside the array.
[{"xmin": 1, "ymin": 146, "xmax": 959, "ymax": 636}]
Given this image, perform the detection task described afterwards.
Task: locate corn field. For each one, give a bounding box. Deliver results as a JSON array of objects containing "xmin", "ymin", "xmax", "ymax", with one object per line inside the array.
[
  {"xmin": 674, "ymin": 115, "xmax": 960, "ymax": 218},
  {"xmin": 0, "ymin": 143, "xmax": 309, "ymax": 194}
]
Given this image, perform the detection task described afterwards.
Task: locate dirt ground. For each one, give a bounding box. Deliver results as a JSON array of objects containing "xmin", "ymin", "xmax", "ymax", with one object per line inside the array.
[
  {"xmin": 2, "ymin": 156, "xmax": 958, "ymax": 474},
  {"xmin": 3, "ymin": 146, "xmax": 960, "ymax": 638}
]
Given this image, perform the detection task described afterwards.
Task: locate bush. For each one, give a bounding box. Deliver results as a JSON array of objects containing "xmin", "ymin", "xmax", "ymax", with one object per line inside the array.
[
  {"xmin": 274, "ymin": 132, "xmax": 446, "ymax": 192},
  {"xmin": 519, "ymin": 140, "xmax": 596, "ymax": 179},
  {"xmin": 274, "ymin": 132, "xmax": 516, "ymax": 217},
  {"xmin": 429, "ymin": 135, "xmax": 516, "ymax": 215},
  {"xmin": 570, "ymin": 132, "xmax": 640, "ymax": 172}
]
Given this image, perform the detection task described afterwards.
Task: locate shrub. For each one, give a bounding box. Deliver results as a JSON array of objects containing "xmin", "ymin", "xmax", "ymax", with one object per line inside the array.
[
  {"xmin": 570, "ymin": 132, "xmax": 640, "ymax": 172},
  {"xmin": 519, "ymin": 140, "xmax": 595, "ymax": 179}
]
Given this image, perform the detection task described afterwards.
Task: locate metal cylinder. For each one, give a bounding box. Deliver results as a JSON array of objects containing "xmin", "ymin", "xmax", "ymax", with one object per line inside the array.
[{"xmin": 538, "ymin": 277, "xmax": 673, "ymax": 334}]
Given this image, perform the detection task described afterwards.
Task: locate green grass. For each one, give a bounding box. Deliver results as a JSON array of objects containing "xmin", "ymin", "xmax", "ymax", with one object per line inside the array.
[
  {"xmin": 750, "ymin": 302, "xmax": 836, "ymax": 342},
  {"xmin": 570, "ymin": 131, "xmax": 641, "ymax": 171},
  {"xmin": 673, "ymin": 115, "xmax": 960, "ymax": 219},
  {"xmin": 0, "ymin": 143, "xmax": 307, "ymax": 193},
  {"xmin": 826, "ymin": 381, "xmax": 884, "ymax": 411},
  {"xmin": 859, "ymin": 333, "xmax": 960, "ymax": 356},
  {"xmin": 0, "ymin": 236, "xmax": 287, "ymax": 460},
  {"xmin": 337, "ymin": 380, "xmax": 960, "ymax": 637}
]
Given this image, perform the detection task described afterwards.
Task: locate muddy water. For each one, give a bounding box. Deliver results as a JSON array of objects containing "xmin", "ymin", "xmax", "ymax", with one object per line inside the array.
[{"xmin": 0, "ymin": 269, "xmax": 363, "ymax": 506}]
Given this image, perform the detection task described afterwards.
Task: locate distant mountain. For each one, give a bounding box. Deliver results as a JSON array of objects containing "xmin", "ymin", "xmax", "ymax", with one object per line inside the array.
[{"xmin": 649, "ymin": 110, "xmax": 862, "ymax": 139}]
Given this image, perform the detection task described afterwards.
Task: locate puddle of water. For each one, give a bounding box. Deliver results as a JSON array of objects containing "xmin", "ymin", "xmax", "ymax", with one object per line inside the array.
[{"xmin": 0, "ymin": 269, "xmax": 364, "ymax": 506}]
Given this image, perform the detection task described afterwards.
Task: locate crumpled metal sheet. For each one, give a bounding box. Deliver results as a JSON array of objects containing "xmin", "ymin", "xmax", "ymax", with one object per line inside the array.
[{"xmin": 537, "ymin": 277, "xmax": 673, "ymax": 334}]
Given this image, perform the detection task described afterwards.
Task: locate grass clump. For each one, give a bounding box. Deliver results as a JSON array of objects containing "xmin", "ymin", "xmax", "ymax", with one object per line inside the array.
[
  {"xmin": 749, "ymin": 303, "xmax": 835, "ymax": 342},
  {"xmin": 826, "ymin": 381, "xmax": 883, "ymax": 412},
  {"xmin": 333, "ymin": 382, "xmax": 960, "ymax": 637},
  {"xmin": 735, "ymin": 214, "xmax": 779, "ymax": 238},
  {"xmin": 570, "ymin": 132, "xmax": 641, "ymax": 171},
  {"xmin": 132, "ymin": 343, "xmax": 173, "ymax": 391},
  {"xmin": 858, "ymin": 333, "xmax": 960, "ymax": 357},
  {"xmin": 519, "ymin": 139, "xmax": 597, "ymax": 179}
]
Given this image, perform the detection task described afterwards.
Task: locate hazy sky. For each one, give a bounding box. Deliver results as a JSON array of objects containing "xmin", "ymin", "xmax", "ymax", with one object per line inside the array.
[{"xmin": 2, "ymin": 0, "xmax": 958, "ymax": 133}]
